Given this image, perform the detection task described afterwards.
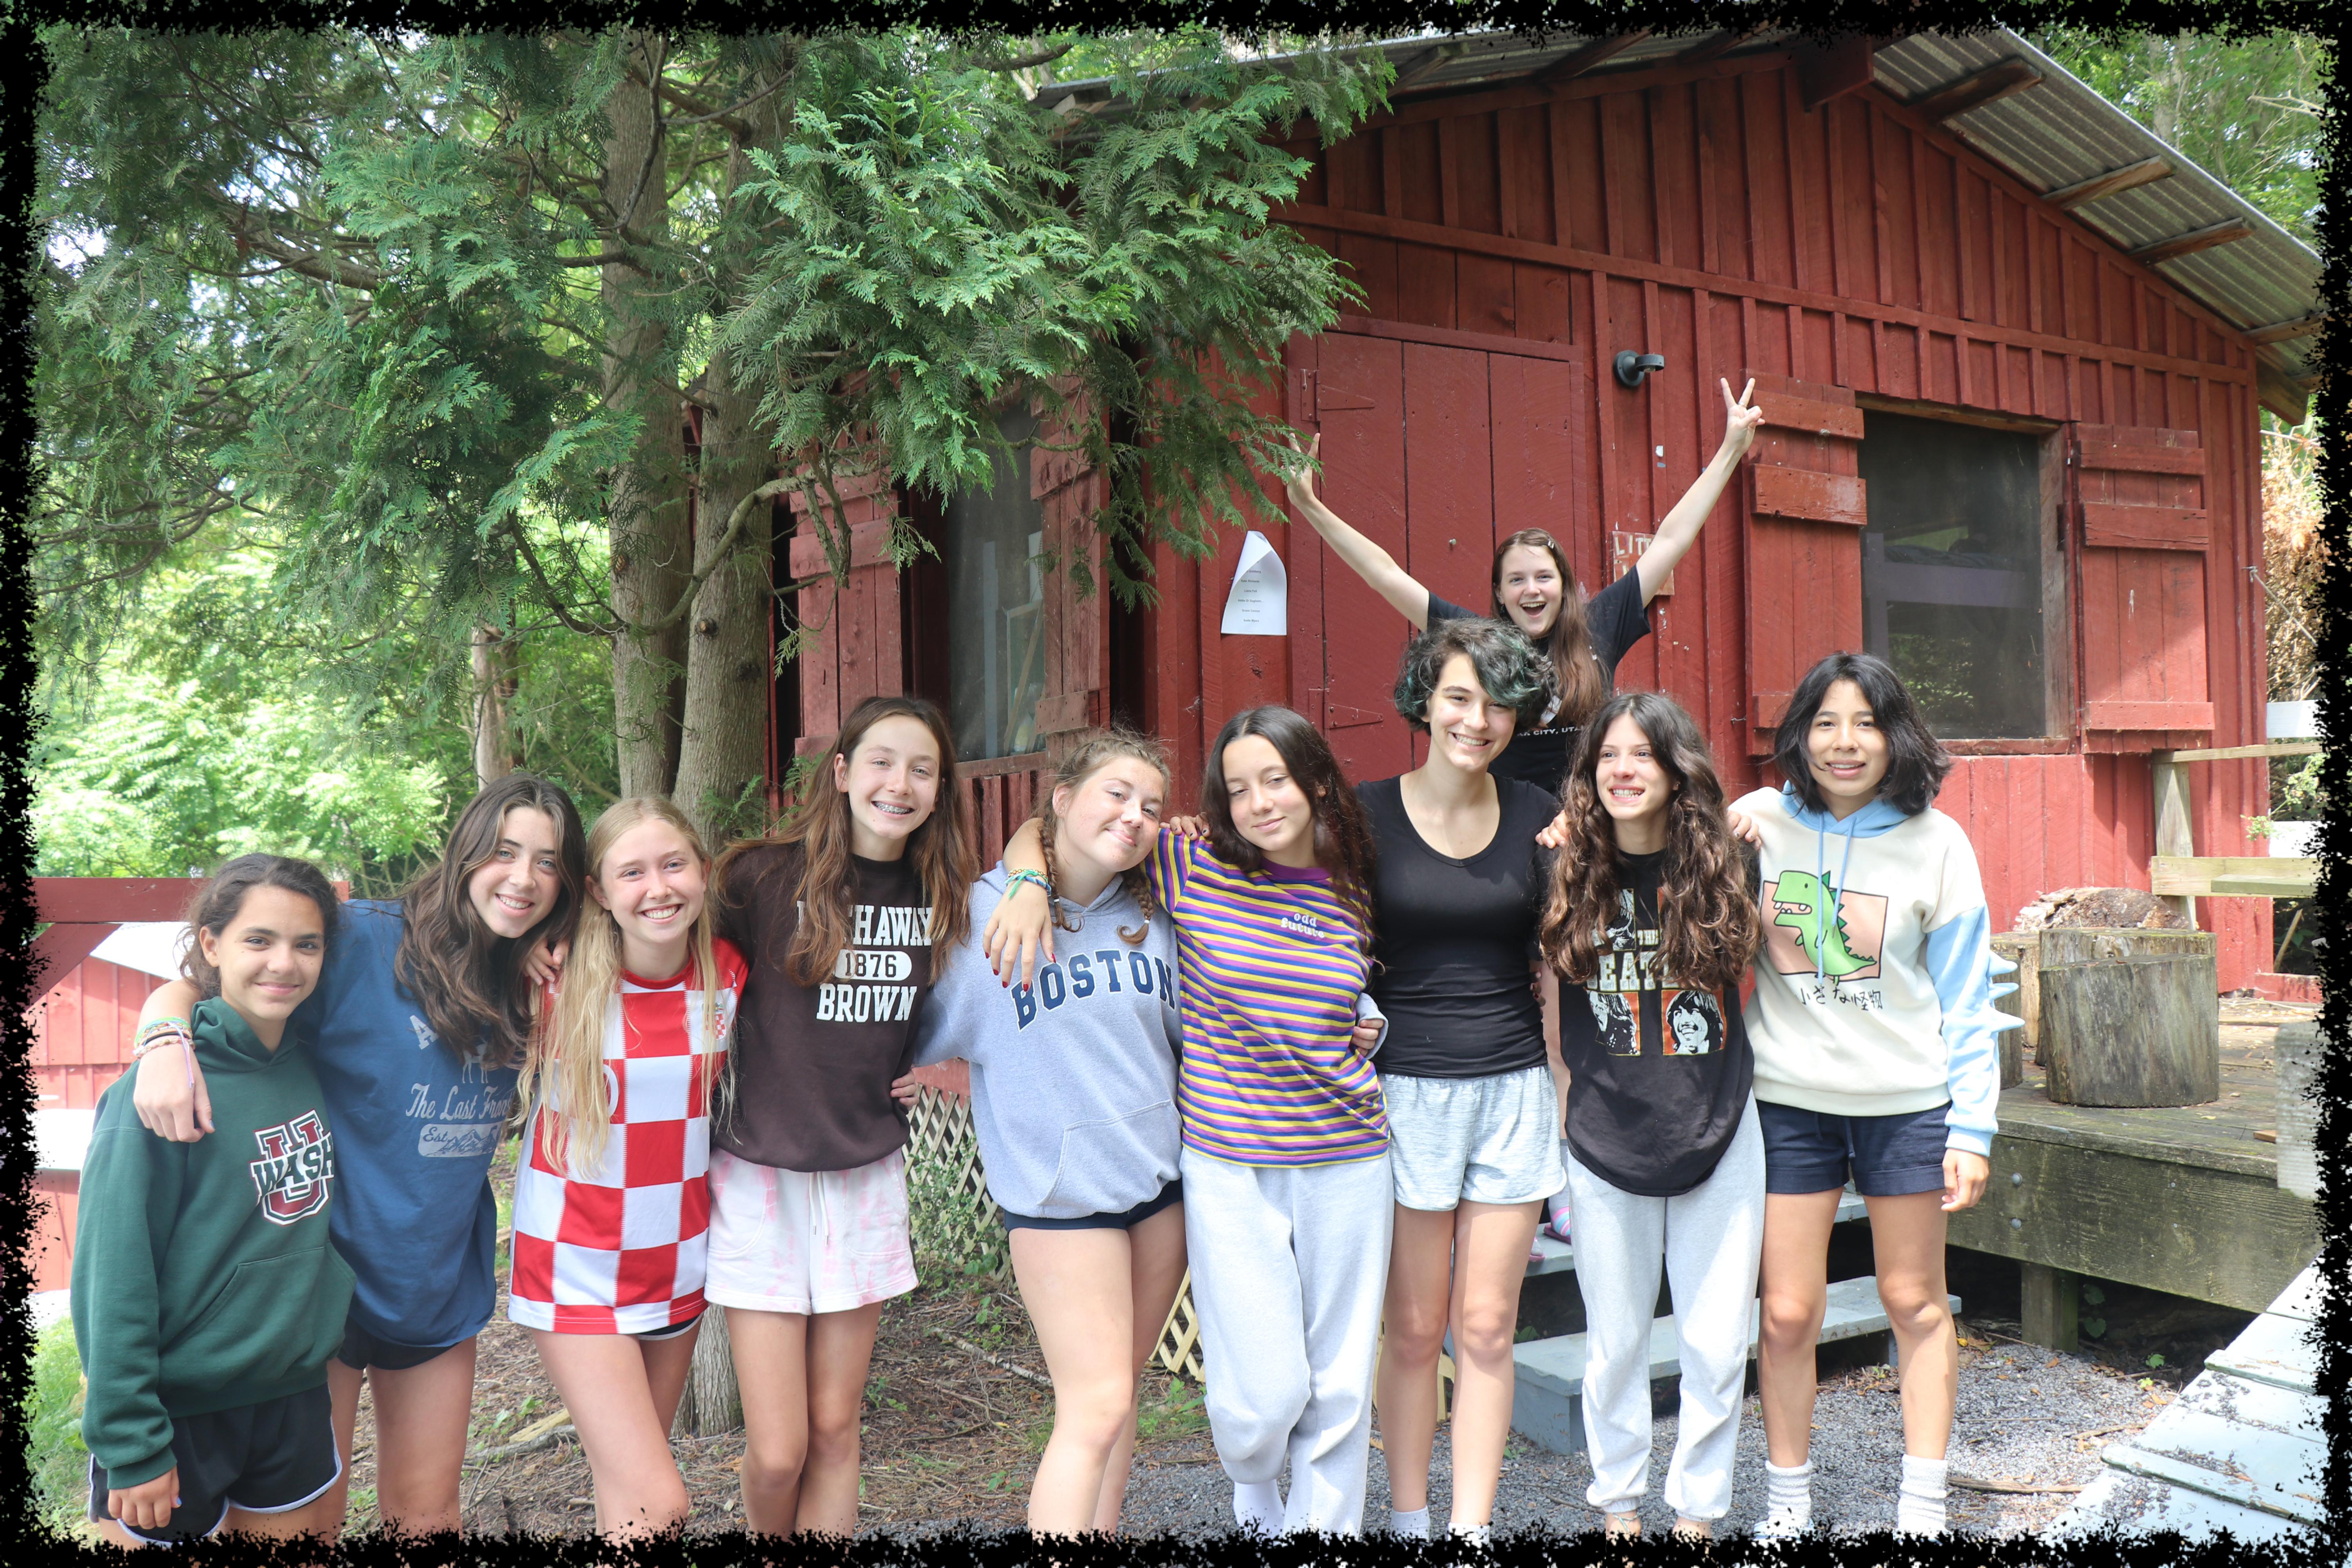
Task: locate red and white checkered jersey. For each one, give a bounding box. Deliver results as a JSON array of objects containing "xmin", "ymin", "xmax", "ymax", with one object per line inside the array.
[{"xmin": 507, "ymin": 939, "xmax": 747, "ymax": 1334}]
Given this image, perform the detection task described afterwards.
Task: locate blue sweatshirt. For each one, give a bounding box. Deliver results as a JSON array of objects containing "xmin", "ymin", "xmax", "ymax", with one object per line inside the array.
[
  {"xmin": 299, "ymin": 901, "xmax": 519, "ymax": 1347},
  {"xmin": 1734, "ymin": 786, "xmax": 2018, "ymax": 1156},
  {"xmin": 910, "ymin": 868, "xmax": 1184, "ymax": 1219}
]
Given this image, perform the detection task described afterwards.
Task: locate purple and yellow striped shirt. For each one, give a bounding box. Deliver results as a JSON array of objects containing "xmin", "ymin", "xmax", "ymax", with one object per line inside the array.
[{"xmin": 1148, "ymin": 834, "xmax": 1389, "ymax": 1167}]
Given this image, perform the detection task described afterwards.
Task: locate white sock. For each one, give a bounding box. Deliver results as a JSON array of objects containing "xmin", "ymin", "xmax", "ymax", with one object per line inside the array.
[
  {"xmin": 1896, "ymin": 1455, "xmax": 1948, "ymax": 1535},
  {"xmin": 1388, "ymin": 1507, "xmax": 1429, "ymax": 1537},
  {"xmin": 1764, "ymin": 1459, "xmax": 1813, "ymax": 1527},
  {"xmin": 1450, "ymin": 1521, "xmax": 1491, "ymax": 1545},
  {"xmin": 1234, "ymin": 1478, "xmax": 1284, "ymax": 1532}
]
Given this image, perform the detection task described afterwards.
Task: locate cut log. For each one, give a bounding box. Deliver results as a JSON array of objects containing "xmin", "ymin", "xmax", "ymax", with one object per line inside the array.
[
  {"xmin": 2038, "ymin": 929, "xmax": 2219, "ymax": 1107},
  {"xmin": 1993, "ymin": 931, "xmax": 2041, "ymax": 1068},
  {"xmin": 2272, "ymin": 1023, "xmax": 2322, "ymax": 1201}
]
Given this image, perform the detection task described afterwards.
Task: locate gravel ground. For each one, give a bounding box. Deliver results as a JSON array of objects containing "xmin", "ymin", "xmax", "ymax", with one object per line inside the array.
[{"xmin": 1093, "ymin": 1324, "xmax": 2173, "ymax": 1541}]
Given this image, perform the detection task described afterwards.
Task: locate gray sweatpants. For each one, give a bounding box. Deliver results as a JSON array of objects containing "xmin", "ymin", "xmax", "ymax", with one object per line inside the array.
[
  {"xmin": 1563, "ymin": 1096, "xmax": 1765, "ymax": 1521},
  {"xmin": 1180, "ymin": 1145, "xmax": 1394, "ymax": 1535}
]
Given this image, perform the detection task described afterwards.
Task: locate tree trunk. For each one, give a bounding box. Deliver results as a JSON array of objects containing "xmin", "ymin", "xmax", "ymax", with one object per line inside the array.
[
  {"xmin": 468, "ymin": 624, "xmax": 520, "ymax": 787},
  {"xmin": 670, "ymin": 51, "xmax": 796, "ymax": 1443},
  {"xmin": 603, "ymin": 32, "xmax": 691, "ymax": 799},
  {"xmin": 673, "ymin": 66, "xmax": 793, "ymax": 850}
]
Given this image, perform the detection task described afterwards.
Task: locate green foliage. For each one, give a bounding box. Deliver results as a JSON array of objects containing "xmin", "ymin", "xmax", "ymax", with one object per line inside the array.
[
  {"xmin": 27, "ymin": 1321, "xmax": 90, "ymax": 1538},
  {"xmin": 2031, "ymin": 28, "xmax": 2324, "ymax": 246},
  {"xmin": 906, "ymin": 1140, "xmax": 1007, "ymax": 1282},
  {"xmin": 1135, "ymin": 1375, "xmax": 1209, "ymax": 1441}
]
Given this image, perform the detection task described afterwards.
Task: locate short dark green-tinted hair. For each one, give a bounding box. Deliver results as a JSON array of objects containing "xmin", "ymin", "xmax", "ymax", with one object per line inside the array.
[{"xmin": 1392, "ymin": 617, "xmax": 1551, "ymax": 733}]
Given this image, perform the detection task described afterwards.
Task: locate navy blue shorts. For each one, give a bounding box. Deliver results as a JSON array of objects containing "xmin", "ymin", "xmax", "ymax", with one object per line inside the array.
[
  {"xmin": 88, "ymin": 1384, "xmax": 339, "ymax": 1543},
  {"xmin": 1758, "ymin": 1101, "xmax": 1951, "ymax": 1197},
  {"xmin": 336, "ymin": 1314, "xmax": 460, "ymax": 1374},
  {"xmin": 1001, "ymin": 1179, "xmax": 1183, "ymax": 1232}
]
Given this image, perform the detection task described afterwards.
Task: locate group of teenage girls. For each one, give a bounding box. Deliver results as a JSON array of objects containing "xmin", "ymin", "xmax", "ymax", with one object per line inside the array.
[{"xmin": 76, "ymin": 372, "xmax": 2013, "ymax": 1547}]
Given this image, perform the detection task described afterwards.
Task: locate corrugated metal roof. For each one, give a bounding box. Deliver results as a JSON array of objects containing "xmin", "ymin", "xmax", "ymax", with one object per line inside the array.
[{"xmin": 1046, "ymin": 27, "xmax": 2321, "ymax": 410}]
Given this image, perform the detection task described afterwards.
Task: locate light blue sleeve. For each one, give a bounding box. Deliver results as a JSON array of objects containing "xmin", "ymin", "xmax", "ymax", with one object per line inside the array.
[
  {"xmin": 910, "ymin": 884, "xmax": 998, "ymax": 1069},
  {"xmin": 1922, "ymin": 904, "xmax": 2018, "ymax": 1157}
]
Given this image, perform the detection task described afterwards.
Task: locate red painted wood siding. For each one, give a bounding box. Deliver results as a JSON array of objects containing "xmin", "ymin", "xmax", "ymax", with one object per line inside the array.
[
  {"xmin": 1262, "ymin": 48, "xmax": 2270, "ymax": 985},
  {"xmin": 30, "ymin": 957, "xmax": 160, "ymax": 1109}
]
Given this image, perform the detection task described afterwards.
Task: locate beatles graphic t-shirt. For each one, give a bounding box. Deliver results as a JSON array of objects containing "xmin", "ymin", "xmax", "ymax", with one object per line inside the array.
[
  {"xmin": 714, "ymin": 844, "xmax": 936, "ymax": 1173},
  {"xmin": 1556, "ymin": 849, "xmax": 1754, "ymax": 1196}
]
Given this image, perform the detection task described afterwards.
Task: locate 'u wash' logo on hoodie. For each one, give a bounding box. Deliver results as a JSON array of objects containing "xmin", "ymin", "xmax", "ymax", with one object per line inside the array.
[{"xmin": 249, "ymin": 1112, "xmax": 335, "ymax": 1225}]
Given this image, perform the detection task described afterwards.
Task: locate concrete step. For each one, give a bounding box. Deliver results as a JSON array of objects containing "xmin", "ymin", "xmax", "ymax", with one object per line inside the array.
[
  {"xmin": 1510, "ymin": 1275, "xmax": 1961, "ymax": 1455},
  {"xmin": 1527, "ymin": 1191, "xmax": 1867, "ymax": 1278}
]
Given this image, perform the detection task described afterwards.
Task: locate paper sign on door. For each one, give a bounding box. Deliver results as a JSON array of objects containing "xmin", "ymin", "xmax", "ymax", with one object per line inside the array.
[{"xmin": 1220, "ymin": 530, "xmax": 1288, "ymax": 636}]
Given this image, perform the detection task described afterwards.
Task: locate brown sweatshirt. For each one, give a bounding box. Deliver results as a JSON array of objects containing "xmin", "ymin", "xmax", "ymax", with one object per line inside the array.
[{"xmin": 712, "ymin": 844, "xmax": 938, "ymax": 1172}]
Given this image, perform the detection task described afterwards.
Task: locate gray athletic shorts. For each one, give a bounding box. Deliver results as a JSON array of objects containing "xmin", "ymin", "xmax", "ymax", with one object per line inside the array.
[{"xmin": 1380, "ymin": 1063, "xmax": 1565, "ymax": 1211}]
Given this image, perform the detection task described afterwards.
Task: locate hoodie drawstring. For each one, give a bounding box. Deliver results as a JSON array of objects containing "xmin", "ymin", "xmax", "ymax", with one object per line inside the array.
[{"xmin": 1816, "ymin": 813, "xmax": 1863, "ymax": 986}]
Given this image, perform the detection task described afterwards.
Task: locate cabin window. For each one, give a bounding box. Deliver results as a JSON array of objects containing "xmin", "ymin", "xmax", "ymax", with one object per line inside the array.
[
  {"xmin": 935, "ymin": 406, "xmax": 1046, "ymax": 760},
  {"xmin": 1856, "ymin": 412, "xmax": 2054, "ymax": 739}
]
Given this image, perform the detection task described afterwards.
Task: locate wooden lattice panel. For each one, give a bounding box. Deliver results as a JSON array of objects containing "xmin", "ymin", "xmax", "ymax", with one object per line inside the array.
[{"xmin": 1156, "ymin": 1269, "xmax": 1206, "ymax": 1381}]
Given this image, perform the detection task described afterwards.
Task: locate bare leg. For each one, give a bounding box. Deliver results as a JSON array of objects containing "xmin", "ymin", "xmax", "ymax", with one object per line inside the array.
[
  {"xmin": 1374, "ymin": 1203, "xmax": 1457, "ymax": 1515},
  {"xmin": 325, "ymin": 1339, "xmax": 478, "ymax": 1536},
  {"xmin": 799, "ymin": 1303, "xmax": 886, "ymax": 1535},
  {"xmin": 1013, "ymin": 1226, "xmax": 1142, "ymax": 1534},
  {"xmin": 1093, "ymin": 1202, "xmax": 1190, "ymax": 1534},
  {"xmin": 727, "ymin": 1308, "xmax": 811, "ymax": 1534},
  {"xmin": 1755, "ymin": 1189, "xmax": 1843, "ymax": 1468},
  {"xmin": 528, "ymin": 1327, "xmax": 696, "ymax": 1537},
  {"xmin": 1863, "ymin": 1192, "xmax": 1956, "ymax": 1460},
  {"xmin": 1442, "ymin": 1199, "xmax": 1543, "ymax": 1528}
]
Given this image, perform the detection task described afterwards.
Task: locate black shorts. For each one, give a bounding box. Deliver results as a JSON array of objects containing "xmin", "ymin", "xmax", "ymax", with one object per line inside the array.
[
  {"xmin": 1759, "ymin": 1100, "xmax": 1952, "ymax": 1197},
  {"xmin": 1001, "ymin": 1179, "xmax": 1183, "ymax": 1232},
  {"xmin": 336, "ymin": 1315, "xmax": 462, "ymax": 1374},
  {"xmin": 87, "ymin": 1384, "xmax": 340, "ymax": 1544},
  {"xmin": 634, "ymin": 1309, "xmax": 704, "ymax": 1343}
]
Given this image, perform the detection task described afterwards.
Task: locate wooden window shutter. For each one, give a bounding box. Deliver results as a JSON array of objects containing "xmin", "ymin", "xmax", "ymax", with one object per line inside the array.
[
  {"xmin": 1740, "ymin": 372, "xmax": 1867, "ymax": 754},
  {"xmin": 785, "ymin": 468, "xmax": 904, "ymax": 755},
  {"xmin": 1029, "ymin": 394, "xmax": 1106, "ymax": 749},
  {"xmin": 2070, "ymin": 425, "xmax": 2214, "ymax": 743}
]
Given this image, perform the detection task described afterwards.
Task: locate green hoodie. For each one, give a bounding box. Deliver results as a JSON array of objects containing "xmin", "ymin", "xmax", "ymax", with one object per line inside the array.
[{"xmin": 73, "ymin": 998, "xmax": 355, "ymax": 1487}]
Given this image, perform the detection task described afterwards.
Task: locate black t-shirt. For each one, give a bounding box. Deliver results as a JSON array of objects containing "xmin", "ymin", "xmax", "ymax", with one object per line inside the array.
[
  {"xmin": 1355, "ymin": 775, "xmax": 1556, "ymax": 1079},
  {"xmin": 1428, "ymin": 567, "xmax": 1653, "ymax": 797},
  {"xmin": 1557, "ymin": 849, "xmax": 1754, "ymax": 1197}
]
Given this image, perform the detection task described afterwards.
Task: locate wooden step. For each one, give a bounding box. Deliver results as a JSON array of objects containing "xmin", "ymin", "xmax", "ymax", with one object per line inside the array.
[
  {"xmin": 1527, "ymin": 1191, "xmax": 1867, "ymax": 1279},
  {"xmin": 1510, "ymin": 1276, "xmax": 1959, "ymax": 1455}
]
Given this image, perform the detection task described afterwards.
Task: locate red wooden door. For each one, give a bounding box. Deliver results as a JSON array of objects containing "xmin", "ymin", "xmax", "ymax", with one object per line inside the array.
[
  {"xmin": 1739, "ymin": 371, "xmax": 1866, "ymax": 753},
  {"xmin": 1296, "ymin": 332, "xmax": 1588, "ymax": 785},
  {"xmin": 2071, "ymin": 425, "xmax": 2214, "ymax": 744}
]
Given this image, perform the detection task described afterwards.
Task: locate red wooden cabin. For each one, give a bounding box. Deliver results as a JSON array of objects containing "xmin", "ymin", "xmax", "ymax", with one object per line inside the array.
[{"xmin": 769, "ymin": 28, "xmax": 2320, "ymax": 994}]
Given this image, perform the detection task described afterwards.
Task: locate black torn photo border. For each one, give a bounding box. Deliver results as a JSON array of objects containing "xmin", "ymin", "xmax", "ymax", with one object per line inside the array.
[{"xmin": 1, "ymin": 0, "xmax": 2342, "ymax": 1561}]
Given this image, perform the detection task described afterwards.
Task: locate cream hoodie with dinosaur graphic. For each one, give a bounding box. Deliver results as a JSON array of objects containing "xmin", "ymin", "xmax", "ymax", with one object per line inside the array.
[{"xmin": 1733, "ymin": 784, "xmax": 2015, "ymax": 1155}]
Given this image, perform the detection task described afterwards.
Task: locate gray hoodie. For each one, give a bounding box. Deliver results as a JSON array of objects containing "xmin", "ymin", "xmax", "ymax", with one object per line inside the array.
[{"xmin": 912, "ymin": 867, "xmax": 1183, "ymax": 1220}]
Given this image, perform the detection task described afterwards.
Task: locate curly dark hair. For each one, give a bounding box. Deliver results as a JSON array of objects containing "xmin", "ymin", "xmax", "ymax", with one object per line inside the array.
[
  {"xmin": 1200, "ymin": 705, "xmax": 1377, "ymax": 947},
  {"xmin": 1771, "ymin": 652, "xmax": 1952, "ymax": 817},
  {"xmin": 1540, "ymin": 691, "xmax": 1760, "ymax": 995},
  {"xmin": 1391, "ymin": 616, "xmax": 1551, "ymax": 732},
  {"xmin": 181, "ymin": 855, "xmax": 342, "ymax": 1001}
]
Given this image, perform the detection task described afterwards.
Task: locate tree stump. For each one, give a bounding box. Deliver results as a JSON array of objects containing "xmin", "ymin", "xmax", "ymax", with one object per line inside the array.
[
  {"xmin": 2037, "ymin": 927, "xmax": 2219, "ymax": 1107},
  {"xmin": 1991, "ymin": 932, "xmax": 2038, "ymax": 1082}
]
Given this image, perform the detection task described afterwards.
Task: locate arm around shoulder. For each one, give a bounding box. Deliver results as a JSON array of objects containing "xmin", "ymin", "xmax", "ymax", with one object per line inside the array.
[{"xmin": 131, "ymin": 981, "xmax": 211, "ymax": 1142}]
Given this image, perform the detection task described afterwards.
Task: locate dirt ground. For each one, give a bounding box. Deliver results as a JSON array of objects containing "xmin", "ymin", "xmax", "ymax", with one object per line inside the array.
[{"xmin": 341, "ymin": 1143, "xmax": 1207, "ymax": 1537}]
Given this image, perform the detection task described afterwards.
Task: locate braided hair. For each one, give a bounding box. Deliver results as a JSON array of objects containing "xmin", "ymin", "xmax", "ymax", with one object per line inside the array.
[{"xmin": 1035, "ymin": 726, "xmax": 1172, "ymax": 945}]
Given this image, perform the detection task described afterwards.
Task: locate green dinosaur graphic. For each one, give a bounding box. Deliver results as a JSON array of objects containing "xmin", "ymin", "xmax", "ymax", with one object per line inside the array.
[{"xmin": 1771, "ymin": 870, "xmax": 1872, "ymax": 978}]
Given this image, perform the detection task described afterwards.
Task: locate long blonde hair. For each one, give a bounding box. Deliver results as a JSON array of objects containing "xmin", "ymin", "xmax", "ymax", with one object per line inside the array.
[
  {"xmin": 519, "ymin": 797, "xmax": 729, "ymax": 1174},
  {"xmin": 1036, "ymin": 726, "xmax": 1172, "ymax": 946}
]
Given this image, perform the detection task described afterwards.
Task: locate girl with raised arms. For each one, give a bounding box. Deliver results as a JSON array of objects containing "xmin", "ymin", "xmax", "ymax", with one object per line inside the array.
[
  {"xmin": 506, "ymin": 798, "xmax": 745, "ymax": 1537},
  {"xmin": 1283, "ymin": 378, "xmax": 1765, "ymax": 795},
  {"xmin": 988, "ymin": 706, "xmax": 1391, "ymax": 1535},
  {"xmin": 904, "ymin": 728, "xmax": 1186, "ymax": 1535},
  {"xmin": 130, "ymin": 776, "xmax": 589, "ymax": 1536},
  {"xmin": 1539, "ymin": 692, "xmax": 1766, "ymax": 1540},
  {"xmin": 1737, "ymin": 652, "xmax": 2013, "ymax": 1536},
  {"xmin": 703, "ymin": 694, "xmax": 976, "ymax": 1535}
]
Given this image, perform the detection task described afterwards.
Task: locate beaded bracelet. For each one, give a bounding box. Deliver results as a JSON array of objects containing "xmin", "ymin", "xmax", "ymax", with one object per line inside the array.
[
  {"xmin": 1003, "ymin": 868, "xmax": 1053, "ymax": 900},
  {"xmin": 134, "ymin": 1017, "xmax": 197, "ymax": 1086}
]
